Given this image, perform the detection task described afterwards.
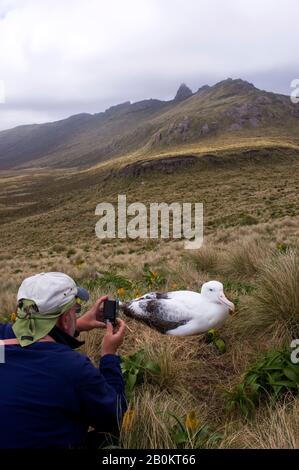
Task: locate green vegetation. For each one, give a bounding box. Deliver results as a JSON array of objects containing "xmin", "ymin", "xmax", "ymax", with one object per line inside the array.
[
  {"xmin": 1, "ymin": 111, "xmax": 299, "ymax": 447},
  {"xmin": 169, "ymin": 412, "xmax": 223, "ymax": 448},
  {"xmin": 226, "ymin": 348, "xmax": 299, "ymax": 417},
  {"xmin": 121, "ymin": 349, "xmax": 161, "ymax": 401},
  {"xmin": 142, "ymin": 263, "xmax": 166, "ymax": 289}
]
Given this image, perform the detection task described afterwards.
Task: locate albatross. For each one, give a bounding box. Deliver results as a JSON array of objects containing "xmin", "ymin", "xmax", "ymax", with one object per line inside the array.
[{"xmin": 121, "ymin": 280, "xmax": 234, "ymax": 336}]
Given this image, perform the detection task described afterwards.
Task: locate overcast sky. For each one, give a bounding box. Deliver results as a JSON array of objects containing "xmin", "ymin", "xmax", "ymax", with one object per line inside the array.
[{"xmin": 0, "ymin": 0, "xmax": 298, "ymax": 131}]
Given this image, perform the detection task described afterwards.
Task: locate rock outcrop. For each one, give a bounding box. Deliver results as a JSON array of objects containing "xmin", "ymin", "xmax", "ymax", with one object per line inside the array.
[
  {"xmin": 174, "ymin": 83, "xmax": 193, "ymax": 102},
  {"xmin": 119, "ymin": 155, "xmax": 197, "ymax": 177}
]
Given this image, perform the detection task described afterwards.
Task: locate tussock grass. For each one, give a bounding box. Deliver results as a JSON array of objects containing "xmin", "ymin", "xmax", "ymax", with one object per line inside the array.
[
  {"xmin": 236, "ymin": 249, "xmax": 299, "ymax": 340},
  {"xmin": 220, "ymin": 238, "xmax": 270, "ymax": 279},
  {"xmin": 120, "ymin": 387, "xmax": 176, "ymax": 449},
  {"xmin": 0, "ymin": 277, "xmax": 25, "ymax": 319},
  {"xmin": 185, "ymin": 244, "xmax": 220, "ymax": 274},
  {"xmin": 0, "ymin": 291, "xmax": 16, "ymax": 321},
  {"xmin": 120, "ymin": 386, "xmax": 208, "ymax": 449},
  {"xmin": 1, "ymin": 149, "xmax": 299, "ymax": 448},
  {"xmin": 143, "ymin": 336, "xmax": 202, "ymax": 392},
  {"xmin": 221, "ymin": 397, "xmax": 299, "ymax": 449}
]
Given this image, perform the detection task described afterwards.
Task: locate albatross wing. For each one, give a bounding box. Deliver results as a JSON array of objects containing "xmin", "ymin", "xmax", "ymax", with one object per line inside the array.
[{"xmin": 122, "ymin": 292, "xmax": 192, "ymax": 334}]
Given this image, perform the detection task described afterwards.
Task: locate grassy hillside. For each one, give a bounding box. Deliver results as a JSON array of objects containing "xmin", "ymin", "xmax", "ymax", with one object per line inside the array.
[
  {"xmin": 0, "ymin": 138, "xmax": 299, "ymax": 448},
  {"xmin": 1, "ymin": 78, "xmax": 299, "ymax": 170}
]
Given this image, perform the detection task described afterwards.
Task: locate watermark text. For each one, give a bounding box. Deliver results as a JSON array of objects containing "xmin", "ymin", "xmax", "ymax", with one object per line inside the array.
[{"xmin": 95, "ymin": 195, "xmax": 203, "ymax": 249}]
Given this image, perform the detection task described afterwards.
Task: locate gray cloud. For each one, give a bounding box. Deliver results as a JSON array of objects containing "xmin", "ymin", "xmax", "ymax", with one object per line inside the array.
[{"xmin": 0, "ymin": 0, "xmax": 298, "ymax": 130}]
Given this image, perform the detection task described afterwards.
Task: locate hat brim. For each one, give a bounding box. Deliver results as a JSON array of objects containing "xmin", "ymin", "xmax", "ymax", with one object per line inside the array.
[{"xmin": 76, "ymin": 286, "xmax": 89, "ymax": 302}]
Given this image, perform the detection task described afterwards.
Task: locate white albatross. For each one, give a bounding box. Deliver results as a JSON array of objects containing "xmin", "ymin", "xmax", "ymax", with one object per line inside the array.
[{"xmin": 121, "ymin": 280, "xmax": 234, "ymax": 336}]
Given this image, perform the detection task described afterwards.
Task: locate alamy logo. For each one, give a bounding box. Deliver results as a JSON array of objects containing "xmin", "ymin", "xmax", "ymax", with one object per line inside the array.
[
  {"xmin": 95, "ymin": 195, "xmax": 203, "ymax": 249},
  {"xmin": 290, "ymin": 79, "xmax": 299, "ymax": 104},
  {"xmin": 290, "ymin": 339, "xmax": 299, "ymax": 364}
]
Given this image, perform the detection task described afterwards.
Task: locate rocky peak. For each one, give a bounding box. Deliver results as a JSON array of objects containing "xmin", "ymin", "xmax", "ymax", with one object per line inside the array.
[
  {"xmin": 215, "ymin": 78, "xmax": 256, "ymax": 92},
  {"xmin": 174, "ymin": 83, "xmax": 193, "ymax": 102},
  {"xmin": 197, "ymin": 84, "xmax": 211, "ymax": 95}
]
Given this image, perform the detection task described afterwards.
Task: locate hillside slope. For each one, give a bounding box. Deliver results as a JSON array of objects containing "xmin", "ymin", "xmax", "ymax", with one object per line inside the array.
[
  {"xmin": 1, "ymin": 133, "xmax": 299, "ymax": 450},
  {"xmin": 0, "ymin": 78, "xmax": 299, "ymax": 170}
]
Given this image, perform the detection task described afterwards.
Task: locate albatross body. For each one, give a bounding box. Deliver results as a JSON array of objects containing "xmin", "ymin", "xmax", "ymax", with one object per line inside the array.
[{"xmin": 121, "ymin": 280, "xmax": 234, "ymax": 336}]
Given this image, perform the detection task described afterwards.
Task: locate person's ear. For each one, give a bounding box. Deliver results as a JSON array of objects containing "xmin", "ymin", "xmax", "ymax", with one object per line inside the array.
[{"xmin": 57, "ymin": 311, "xmax": 70, "ymax": 332}]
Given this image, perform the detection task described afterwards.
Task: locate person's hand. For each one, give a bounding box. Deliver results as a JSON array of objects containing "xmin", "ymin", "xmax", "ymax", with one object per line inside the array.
[
  {"xmin": 101, "ymin": 318, "xmax": 126, "ymax": 356},
  {"xmin": 76, "ymin": 295, "xmax": 108, "ymax": 332}
]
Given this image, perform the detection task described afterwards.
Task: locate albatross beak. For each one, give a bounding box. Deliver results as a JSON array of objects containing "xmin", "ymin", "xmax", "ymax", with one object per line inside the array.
[{"xmin": 218, "ymin": 293, "xmax": 235, "ymax": 313}]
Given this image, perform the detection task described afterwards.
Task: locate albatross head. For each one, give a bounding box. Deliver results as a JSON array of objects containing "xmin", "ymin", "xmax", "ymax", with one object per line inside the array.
[{"xmin": 201, "ymin": 280, "xmax": 235, "ymax": 312}]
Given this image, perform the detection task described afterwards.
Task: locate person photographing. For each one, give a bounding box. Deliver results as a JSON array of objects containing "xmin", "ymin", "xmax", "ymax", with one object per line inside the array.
[{"xmin": 0, "ymin": 272, "xmax": 127, "ymax": 448}]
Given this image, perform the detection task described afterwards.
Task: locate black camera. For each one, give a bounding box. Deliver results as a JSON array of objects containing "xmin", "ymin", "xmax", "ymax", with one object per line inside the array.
[{"xmin": 103, "ymin": 299, "xmax": 119, "ymax": 327}]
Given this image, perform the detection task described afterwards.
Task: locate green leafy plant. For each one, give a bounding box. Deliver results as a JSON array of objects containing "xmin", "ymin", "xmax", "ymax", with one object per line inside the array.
[
  {"xmin": 169, "ymin": 411, "xmax": 223, "ymax": 448},
  {"xmin": 121, "ymin": 349, "xmax": 162, "ymax": 401},
  {"xmin": 225, "ymin": 383, "xmax": 258, "ymax": 418},
  {"xmin": 205, "ymin": 329, "xmax": 227, "ymax": 354},
  {"xmin": 276, "ymin": 242, "xmax": 290, "ymax": 254},
  {"xmin": 142, "ymin": 263, "xmax": 166, "ymax": 289},
  {"xmin": 225, "ymin": 348, "xmax": 299, "ymax": 417}
]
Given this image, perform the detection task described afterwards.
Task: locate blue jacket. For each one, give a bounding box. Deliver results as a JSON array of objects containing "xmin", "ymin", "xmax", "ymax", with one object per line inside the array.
[{"xmin": 0, "ymin": 323, "xmax": 127, "ymax": 448}]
